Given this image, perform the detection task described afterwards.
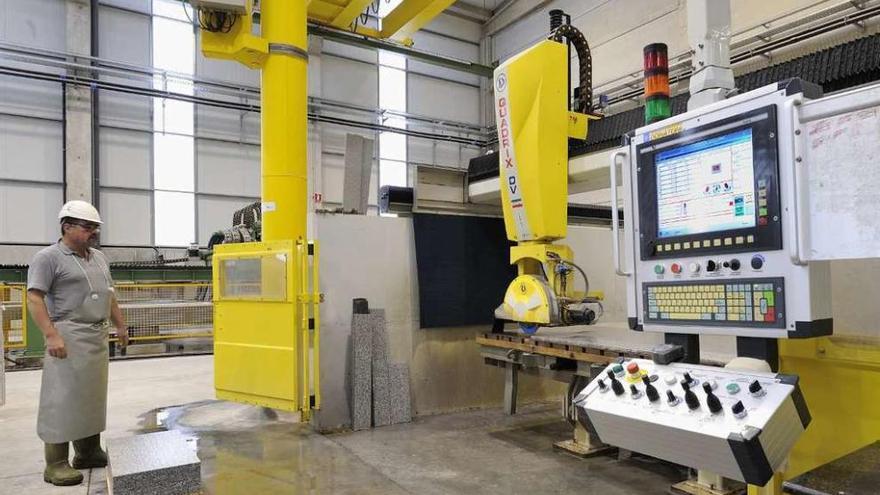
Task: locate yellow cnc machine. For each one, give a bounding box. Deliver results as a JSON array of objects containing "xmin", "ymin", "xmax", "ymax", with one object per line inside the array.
[
  {"xmin": 493, "ymin": 25, "xmax": 601, "ymax": 333},
  {"xmin": 193, "ymin": 0, "xmax": 454, "ymax": 420}
]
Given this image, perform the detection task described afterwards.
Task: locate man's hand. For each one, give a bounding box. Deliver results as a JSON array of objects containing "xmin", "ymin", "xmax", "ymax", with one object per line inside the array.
[
  {"xmin": 117, "ymin": 326, "xmax": 129, "ymax": 348},
  {"xmin": 46, "ymin": 333, "xmax": 67, "ymax": 359}
]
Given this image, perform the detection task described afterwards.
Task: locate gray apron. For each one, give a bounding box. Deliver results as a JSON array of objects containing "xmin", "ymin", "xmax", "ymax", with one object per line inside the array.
[{"xmin": 37, "ymin": 248, "xmax": 112, "ymax": 443}]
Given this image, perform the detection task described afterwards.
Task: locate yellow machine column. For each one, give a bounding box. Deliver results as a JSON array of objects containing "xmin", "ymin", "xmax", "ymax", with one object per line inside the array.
[
  {"xmin": 493, "ymin": 26, "xmax": 601, "ymax": 333},
  {"xmin": 197, "ymin": 1, "xmax": 321, "ymax": 419},
  {"xmin": 261, "ymin": 0, "xmax": 308, "ymax": 243}
]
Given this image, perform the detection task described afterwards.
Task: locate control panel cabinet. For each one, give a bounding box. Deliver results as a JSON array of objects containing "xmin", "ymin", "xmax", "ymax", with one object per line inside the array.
[
  {"xmin": 576, "ymin": 358, "xmax": 810, "ymax": 486},
  {"xmin": 620, "ymin": 81, "xmax": 833, "ymax": 338}
]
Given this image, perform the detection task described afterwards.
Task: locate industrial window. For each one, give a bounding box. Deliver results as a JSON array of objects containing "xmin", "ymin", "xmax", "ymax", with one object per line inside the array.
[
  {"xmin": 152, "ymin": 0, "xmax": 196, "ymax": 246},
  {"xmin": 378, "ymin": 51, "xmax": 407, "ymax": 188}
]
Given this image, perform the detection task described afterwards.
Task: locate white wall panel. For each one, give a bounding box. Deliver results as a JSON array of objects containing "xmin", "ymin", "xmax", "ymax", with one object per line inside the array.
[
  {"xmin": 0, "ymin": 115, "xmax": 62, "ymax": 182},
  {"xmin": 491, "ymin": 0, "xmax": 613, "ymax": 62},
  {"xmin": 99, "ymin": 0, "xmax": 151, "ymax": 14},
  {"xmin": 0, "ymin": 75, "xmax": 62, "ymax": 120},
  {"xmin": 196, "ymin": 106, "xmax": 259, "ymax": 143},
  {"xmin": 408, "ymin": 31, "xmax": 481, "ymax": 86},
  {"xmin": 0, "ymin": 183, "xmax": 62, "ymax": 243},
  {"xmin": 408, "ymin": 74, "xmax": 479, "ymax": 124},
  {"xmin": 99, "ymin": 5, "xmax": 150, "ymax": 65},
  {"xmin": 321, "ymin": 57, "xmax": 377, "ymax": 106},
  {"xmin": 196, "ymin": 139, "xmax": 260, "ymax": 197},
  {"xmin": 197, "ymin": 196, "xmax": 257, "ymax": 244},
  {"xmin": 98, "ymin": 90, "xmax": 152, "ymax": 130},
  {"xmin": 99, "ymin": 189, "xmax": 152, "ymax": 245},
  {"xmin": 97, "ymin": 5, "xmax": 152, "ymax": 130},
  {"xmin": 423, "ymin": 13, "xmax": 482, "ymax": 42},
  {"xmin": 0, "ymin": 0, "xmax": 66, "ymax": 51},
  {"xmin": 322, "ymin": 40, "xmax": 377, "ymax": 64},
  {"xmin": 99, "ymin": 127, "xmax": 152, "ymax": 189},
  {"xmin": 243, "ymin": 111, "xmax": 260, "ymax": 142}
]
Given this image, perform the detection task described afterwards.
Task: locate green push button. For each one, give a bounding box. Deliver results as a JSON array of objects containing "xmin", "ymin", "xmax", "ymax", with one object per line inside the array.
[
  {"xmin": 726, "ymin": 383, "xmax": 741, "ymax": 394},
  {"xmin": 612, "ymin": 364, "xmax": 624, "ymax": 376},
  {"xmin": 654, "ymin": 264, "xmax": 665, "ymax": 275}
]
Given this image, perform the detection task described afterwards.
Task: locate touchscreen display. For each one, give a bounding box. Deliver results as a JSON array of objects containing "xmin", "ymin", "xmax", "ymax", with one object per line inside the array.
[{"xmin": 656, "ymin": 128, "xmax": 756, "ymax": 239}]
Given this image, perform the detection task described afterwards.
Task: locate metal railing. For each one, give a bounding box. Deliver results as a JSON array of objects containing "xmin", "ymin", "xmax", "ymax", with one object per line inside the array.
[
  {"xmin": 113, "ymin": 283, "xmax": 213, "ymax": 343},
  {"xmin": 1, "ymin": 282, "xmax": 214, "ymax": 353}
]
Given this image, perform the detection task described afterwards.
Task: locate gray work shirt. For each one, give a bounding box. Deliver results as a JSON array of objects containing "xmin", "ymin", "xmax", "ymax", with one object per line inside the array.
[{"xmin": 27, "ymin": 241, "xmax": 115, "ymax": 322}]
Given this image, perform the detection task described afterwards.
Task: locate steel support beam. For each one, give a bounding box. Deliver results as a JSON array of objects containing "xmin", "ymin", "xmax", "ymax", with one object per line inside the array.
[
  {"xmin": 307, "ymin": 23, "xmax": 494, "ymax": 77},
  {"xmin": 379, "ymin": 0, "xmax": 457, "ymax": 43},
  {"xmin": 328, "ymin": 0, "xmax": 375, "ymax": 29}
]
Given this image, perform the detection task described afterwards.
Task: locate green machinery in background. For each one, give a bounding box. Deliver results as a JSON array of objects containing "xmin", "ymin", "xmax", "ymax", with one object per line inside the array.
[{"xmin": 1, "ymin": 265, "xmax": 212, "ymax": 359}]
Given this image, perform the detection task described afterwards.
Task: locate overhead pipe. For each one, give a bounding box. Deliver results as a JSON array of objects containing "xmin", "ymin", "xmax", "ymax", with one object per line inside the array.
[{"xmin": 0, "ymin": 66, "xmax": 486, "ymax": 147}]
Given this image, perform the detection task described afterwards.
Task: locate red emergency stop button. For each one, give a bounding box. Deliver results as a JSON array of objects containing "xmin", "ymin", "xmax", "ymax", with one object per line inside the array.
[
  {"xmin": 671, "ymin": 263, "xmax": 682, "ymax": 274},
  {"xmin": 626, "ymin": 362, "xmax": 640, "ymax": 375}
]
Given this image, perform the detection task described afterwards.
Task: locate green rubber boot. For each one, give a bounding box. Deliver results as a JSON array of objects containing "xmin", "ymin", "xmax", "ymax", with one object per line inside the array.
[
  {"xmin": 72, "ymin": 434, "xmax": 108, "ymax": 469},
  {"xmin": 44, "ymin": 442, "xmax": 84, "ymax": 486}
]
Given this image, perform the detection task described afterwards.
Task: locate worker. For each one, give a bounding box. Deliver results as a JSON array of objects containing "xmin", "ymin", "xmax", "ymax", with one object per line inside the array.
[{"xmin": 26, "ymin": 200, "xmax": 129, "ymax": 486}]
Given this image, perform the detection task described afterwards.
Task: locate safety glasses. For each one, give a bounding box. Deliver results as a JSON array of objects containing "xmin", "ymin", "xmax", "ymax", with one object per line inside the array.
[{"xmin": 69, "ymin": 221, "xmax": 101, "ymax": 232}]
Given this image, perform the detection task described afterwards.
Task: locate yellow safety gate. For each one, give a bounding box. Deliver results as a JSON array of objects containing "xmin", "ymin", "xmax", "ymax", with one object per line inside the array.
[{"xmin": 212, "ymin": 240, "xmax": 321, "ymax": 420}]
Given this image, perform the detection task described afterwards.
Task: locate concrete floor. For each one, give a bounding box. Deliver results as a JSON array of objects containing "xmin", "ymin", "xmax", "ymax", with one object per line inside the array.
[{"xmin": 0, "ymin": 356, "xmax": 686, "ymax": 494}]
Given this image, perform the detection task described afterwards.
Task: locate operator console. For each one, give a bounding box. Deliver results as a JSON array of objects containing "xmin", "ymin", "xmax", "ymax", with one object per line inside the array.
[
  {"xmin": 575, "ymin": 358, "xmax": 810, "ymax": 486},
  {"xmin": 616, "ymin": 80, "xmax": 833, "ymax": 338}
]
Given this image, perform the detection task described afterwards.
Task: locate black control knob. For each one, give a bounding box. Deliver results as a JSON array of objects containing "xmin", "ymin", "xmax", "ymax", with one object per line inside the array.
[
  {"xmin": 722, "ymin": 261, "xmax": 730, "ymax": 268},
  {"xmin": 642, "ymin": 375, "xmax": 660, "ymax": 402},
  {"xmin": 629, "ymin": 384, "xmax": 642, "ymax": 398},
  {"xmin": 731, "ymin": 400, "xmax": 746, "ymax": 417},
  {"xmin": 730, "ymin": 259, "xmax": 741, "ymax": 271},
  {"xmin": 703, "ymin": 382, "xmax": 723, "ymax": 414},
  {"xmin": 666, "ymin": 390, "xmax": 679, "ymax": 405},
  {"xmin": 597, "ymin": 379, "xmax": 607, "ymax": 391},
  {"xmin": 706, "ymin": 260, "xmax": 717, "ymax": 272},
  {"xmin": 682, "ymin": 372, "xmax": 695, "ymax": 387},
  {"xmin": 751, "ymin": 256, "xmax": 764, "ymax": 270},
  {"xmin": 748, "ymin": 380, "xmax": 764, "ymax": 396},
  {"xmin": 607, "ymin": 370, "xmax": 625, "ymax": 396},
  {"xmin": 682, "ymin": 381, "xmax": 700, "ymax": 410}
]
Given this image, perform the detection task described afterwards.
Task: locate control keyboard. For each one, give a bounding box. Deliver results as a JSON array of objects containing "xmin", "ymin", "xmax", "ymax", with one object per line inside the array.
[{"xmin": 643, "ymin": 278, "xmax": 785, "ymax": 328}]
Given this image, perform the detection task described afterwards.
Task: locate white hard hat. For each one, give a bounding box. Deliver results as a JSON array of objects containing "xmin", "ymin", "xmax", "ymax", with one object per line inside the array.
[{"xmin": 58, "ymin": 200, "xmax": 103, "ymax": 224}]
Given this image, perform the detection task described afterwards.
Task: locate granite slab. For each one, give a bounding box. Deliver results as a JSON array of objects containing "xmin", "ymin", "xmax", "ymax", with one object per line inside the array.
[
  {"xmin": 351, "ymin": 312, "xmax": 374, "ymax": 431},
  {"xmin": 371, "ymin": 310, "xmax": 391, "ymax": 427},
  {"xmin": 106, "ymin": 430, "xmax": 200, "ymax": 495},
  {"xmin": 389, "ymin": 363, "xmax": 411, "ymax": 425}
]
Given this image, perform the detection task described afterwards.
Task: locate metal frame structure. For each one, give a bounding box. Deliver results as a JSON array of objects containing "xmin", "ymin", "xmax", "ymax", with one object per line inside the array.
[{"xmin": 2, "ymin": 266, "xmax": 213, "ymax": 358}]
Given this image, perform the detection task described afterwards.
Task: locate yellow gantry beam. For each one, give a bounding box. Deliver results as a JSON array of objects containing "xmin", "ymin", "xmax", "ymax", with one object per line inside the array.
[
  {"xmin": 308, "ymin": 0, "xmax": 456, "ymax": 43},
  {"xmin": 379, "ymin": 0, "xmax": 457, "ymax": 42},
  {"xmin": 329, "ymin": 0, "xmax": 376, "ymax": 28}
]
